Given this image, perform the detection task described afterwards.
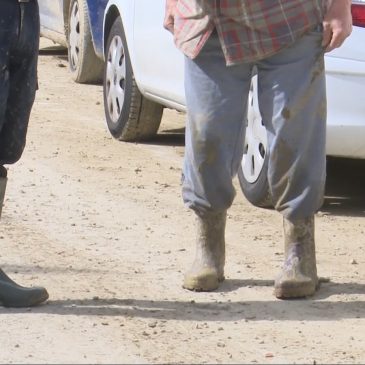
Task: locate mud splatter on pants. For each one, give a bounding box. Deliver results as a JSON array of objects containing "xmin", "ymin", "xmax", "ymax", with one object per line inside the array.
[
  {"xmin": 183, "ymin": 28, "xmax": 326, "ymax": 220},
  {"xmin": 0, "ymin": 0, "xmax": 39, "ymax": 165}
]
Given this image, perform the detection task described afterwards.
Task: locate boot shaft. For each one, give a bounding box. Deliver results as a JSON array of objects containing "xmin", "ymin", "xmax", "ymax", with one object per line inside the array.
[
  {"xmin": 0, "ymin": 177, "xmax": 7, "ymax": 219},
  {"xmin": 283, "ymin": 216, "xmax": 315, "ymax": 255},
  {"xmin": 274, "ymin": 215, "xmax": 318, "ymax": 298},
  {"xmin": 183, "ymin": 211, "xmax": 227, "ymax": 291},
  {"xmin": 0, "ymin": 166, "xmax": 8, "ymax": 219},
  {"xmin": 282, "ymin": 215, "xmax": 317, "ymax": 282},
  {"xmin": 196, "ymin": 211, "xmax": 227, "ymax": 245}
]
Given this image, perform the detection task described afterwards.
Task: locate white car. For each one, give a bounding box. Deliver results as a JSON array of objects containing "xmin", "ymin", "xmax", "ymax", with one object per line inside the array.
[{"xmin": 102, "ymin": 0, "xmax": 365, "ymax": 206}]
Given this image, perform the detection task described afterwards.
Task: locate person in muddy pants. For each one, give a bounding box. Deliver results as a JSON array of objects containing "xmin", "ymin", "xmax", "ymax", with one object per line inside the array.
[
  {"xmin": 164, "ymin": 0, "xmax": 352, "ymax": 298},
  {"xmin": 0, "ymin": 0, "xmax": 48, "ymax": 307}
]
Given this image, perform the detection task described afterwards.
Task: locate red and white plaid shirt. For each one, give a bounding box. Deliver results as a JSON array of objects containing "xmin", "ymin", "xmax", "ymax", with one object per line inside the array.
[{"xmin": 174, "ymin": 0, "xmax": 325, "ymax": 65}]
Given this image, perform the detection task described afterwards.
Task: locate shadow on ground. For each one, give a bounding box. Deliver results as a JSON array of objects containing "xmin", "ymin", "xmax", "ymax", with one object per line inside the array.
[
  {"xmin": 322, "ymin": 157, "xmax": 365, "ymax": 217},
  {"xmin": 1, "ymin": 278, "xmax": 364, "ymax": 321},
  {"xmin": 39, "ymin": 45, "xmax": 67, "ymax": 57},
  {"xmin": 144, "ymin": 127, "xmax": 186, "ymax": 147}
]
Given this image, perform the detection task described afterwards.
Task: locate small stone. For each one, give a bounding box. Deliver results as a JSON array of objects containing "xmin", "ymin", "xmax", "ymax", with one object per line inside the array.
[
  {"xmin": 350, "ymin": 259, "xmax": 358, "ymax": 265},
  {"xmin": 148, "ymin": 321, "xmax": 157, "ymax": 328}
]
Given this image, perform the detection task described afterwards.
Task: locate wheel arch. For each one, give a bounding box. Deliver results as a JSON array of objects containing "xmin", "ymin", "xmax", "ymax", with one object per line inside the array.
[
  {"xmin": 103, "ymin": 6, "xmax": 119, "ymax": 56},
  {"xmin": 103, "ymin": 2, "xmax": 135, "ymax": 63}
]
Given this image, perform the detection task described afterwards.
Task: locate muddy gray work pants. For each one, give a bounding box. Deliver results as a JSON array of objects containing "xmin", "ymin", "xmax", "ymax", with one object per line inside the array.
[
  {"xmin": 182, "ymin": 28, "xmax": 327, "ymax": 220},
  {"xmin": 0, "ymin": 0, "xmax": 39, "ymax": 165}
]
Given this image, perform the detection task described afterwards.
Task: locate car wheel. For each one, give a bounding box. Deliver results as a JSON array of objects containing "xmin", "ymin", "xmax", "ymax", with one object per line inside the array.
[
  {"xmin": 103, "ymin": 17, "xmax": 163, "ymax": 142},
  {"xmin": 238, "ymin": 77, "xmax": 272, "ymax": 208},
  {"xmin": 68, "ymin": 0, "xmax": 103, "ymax": 83}
]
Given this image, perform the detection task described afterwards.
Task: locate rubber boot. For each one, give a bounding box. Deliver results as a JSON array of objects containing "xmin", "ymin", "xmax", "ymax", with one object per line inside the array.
[
  {"xmin": 0, "ymin": 269, "xmax": 49, "ymax": 307},
  {"xmin": 183, "ymin": 211, "xmax": 226, "ymax": 292},
  {"xmin": 0, "ymin": 165, "xmax": 6, "ymax": 218},
  {"xmin": 0, "ymin": 166, "xmax": 49, "ymax": 307},
  {"xmin": 274, "ymin": 216, "xmax": 319, "ymax": 299}
]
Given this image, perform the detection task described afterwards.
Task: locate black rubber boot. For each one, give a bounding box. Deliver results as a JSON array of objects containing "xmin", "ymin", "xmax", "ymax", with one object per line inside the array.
[
  {"xmin": 183, "ymin": 211, "xmax": 226, "ymax": 292},
  {"xmin": 0, "ymin": 269, "xmax": 49, "ymax": 307},
  {"xmin": 0, "ymin": 165, "xmax": 7, "ymax": 218},
  {"xmin": 274, "ymin": 216, "xmax": 319, "ymax": 299},
  {"xmin": 0, "ymin": 166, "xmax": 48, "ymax": 307}
]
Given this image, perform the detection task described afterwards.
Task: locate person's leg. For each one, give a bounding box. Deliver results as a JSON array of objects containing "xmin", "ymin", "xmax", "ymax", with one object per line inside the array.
[
  {"xmin": 257, "ymin": 26, "xmax": 326, "ymax": 298},
  {"xmin": 183, "ymin": 32, "xmax": 253, "ymax": 291},
  {"xmin": 0, "ymin": 0, "xmax": 40, "ymax": 165},
  {"xmin": 0, "ymin": 0, "xmax": 48, "ymax": 307},
  {"xmin": 0, "ymin": 166, "xmax": 48, "ymax": 307},
  {"xmin": 0, "ymin": 0, "xmax": 17, "ymax": 144}
]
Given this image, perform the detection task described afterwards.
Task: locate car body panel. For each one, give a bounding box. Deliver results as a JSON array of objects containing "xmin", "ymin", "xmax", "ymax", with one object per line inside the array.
[
  {"xmin": 133, "ymin": 1, "xmax": 185, "ymax": 107},
  {"xmin": 39, "ymin": 0, "xmax": 66, "ymax": 45},
  {"xmin": 324, "ymin": 26, "xmax": 365, "ymax": 158},
  {"xmin": 86, "ymin": 0, "xmax": 108, "ymax": 58},
  {"xmin": 38, "ymin": 0, "xmax": 64, "ymax": 34}
]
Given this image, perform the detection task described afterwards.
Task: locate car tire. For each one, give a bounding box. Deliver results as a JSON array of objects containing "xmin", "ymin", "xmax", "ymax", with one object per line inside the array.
[
  {"xmin": 103, "ymin": 17, "xmax": 163, "ymax": 142},
  {"xmin": 238, "ymin": 77, "xmax": 272, "ymax": 208},
  {"xmin": 67, "ymin": 0, "xmax": 103, "ymax": 83}
]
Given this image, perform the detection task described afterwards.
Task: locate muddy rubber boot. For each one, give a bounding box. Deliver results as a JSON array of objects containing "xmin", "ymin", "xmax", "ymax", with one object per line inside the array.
[
  {"xmin": 0, "ymin": 166, "xmax": 49, "ymax": 307},
  {"xmin": 0, "ymin": 269, "xmax": 49, "ymax": 307},
  {"xmin": 274, "ymin": 216, "xmax": 319, "ymax": 299},
  {"xmin": 183, "ymin": 211, "xmax": 226, "ymax": 292}
]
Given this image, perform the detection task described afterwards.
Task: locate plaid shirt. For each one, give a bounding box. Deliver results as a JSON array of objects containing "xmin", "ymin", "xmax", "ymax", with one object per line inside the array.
[{"xmin": 174, "ymin": 0, "xmax": 325, "ymax": 65}]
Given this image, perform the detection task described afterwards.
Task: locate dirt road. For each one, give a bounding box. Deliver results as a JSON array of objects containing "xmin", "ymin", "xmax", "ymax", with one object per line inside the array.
[{"xmin": 0, "ymin": 40, "xmax": 364, "ymax": 364}]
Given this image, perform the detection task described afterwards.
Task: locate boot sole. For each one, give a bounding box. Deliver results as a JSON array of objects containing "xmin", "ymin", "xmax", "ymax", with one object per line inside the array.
[
  {"xmin": 274, "ymin": 281, "xmax": 318, "ymax": 299},
  {"xmin": 183, "ymin": 274, "xmax": 225, "ymax": 292}
]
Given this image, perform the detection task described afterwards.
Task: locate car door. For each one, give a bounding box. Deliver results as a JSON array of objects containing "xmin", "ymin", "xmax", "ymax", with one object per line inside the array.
[
  {"xmin": 133, "ymin": 0, "xmax": 185, "ymax": 108},
  {"xmin": 38, "ymin": 0, "xmax": 64, "ymax": 35}
]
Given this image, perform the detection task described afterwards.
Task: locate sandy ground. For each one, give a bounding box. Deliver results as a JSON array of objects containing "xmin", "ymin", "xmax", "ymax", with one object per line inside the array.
[{"xmin": 0, "ymin": 39, "xmax": 364, "ymax": 364}]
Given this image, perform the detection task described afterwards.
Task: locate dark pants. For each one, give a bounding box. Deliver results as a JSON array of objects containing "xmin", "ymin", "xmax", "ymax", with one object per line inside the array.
[{"xmin": 0, "ymin": 0, "xmax": 39, "ymax": 165}]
